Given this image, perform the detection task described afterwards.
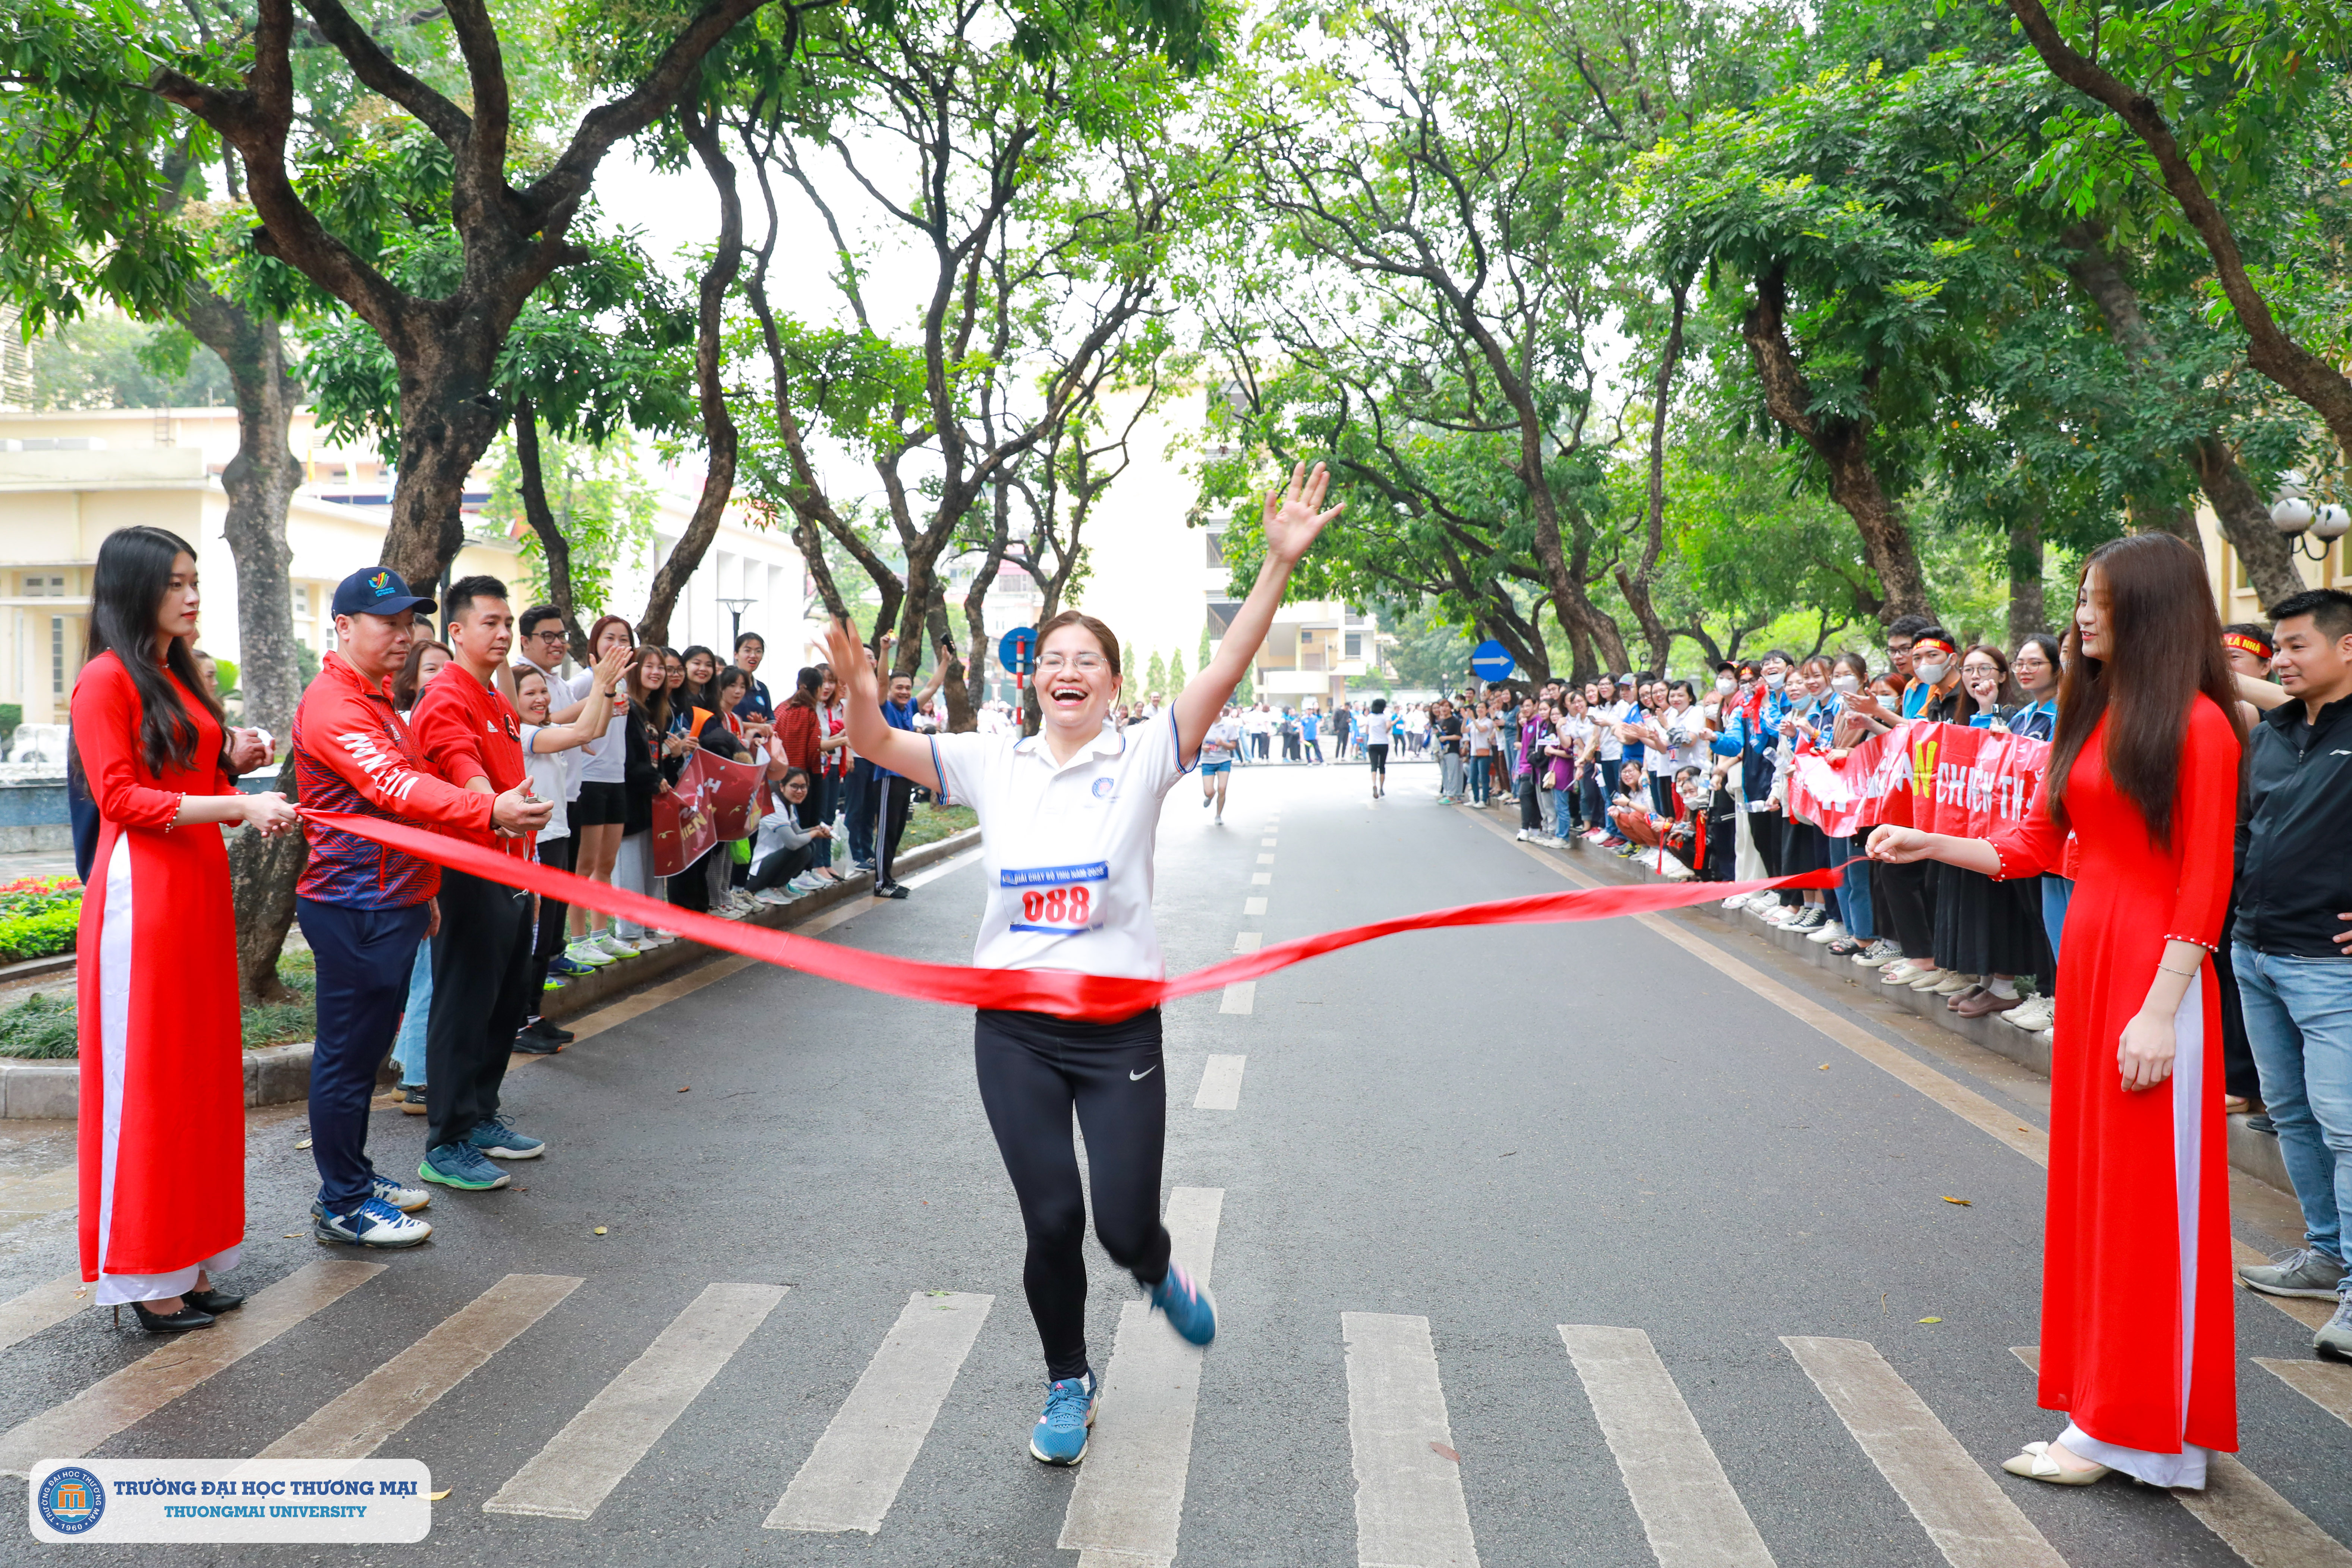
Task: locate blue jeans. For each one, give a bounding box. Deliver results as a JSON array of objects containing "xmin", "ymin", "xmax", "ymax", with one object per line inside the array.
[
  {"xmin": 2041, "ymin": 876, "xmax": 2073, "ymax": 955},
  {"xmin": 1833, "ymin": 837, "xmax": 1872, "ymax": 938},
  {"xmin": 392, "ymin": 937, "xmax": 431, "ymax": 1086},
  {"xmin": 1467, "ymin": 756, "xmax": 1490, "ymax": 803},
  {"xmin": 844, "ymin": 759, "xmax": 878, "ymax": 866},
  {"xmin": 2233, "ymin": 946, "xmax": 2352, "ymax": 1279},
  {"xmin": 1551, "ymin": 785, "xmax": 1576, "ymax": 834}
]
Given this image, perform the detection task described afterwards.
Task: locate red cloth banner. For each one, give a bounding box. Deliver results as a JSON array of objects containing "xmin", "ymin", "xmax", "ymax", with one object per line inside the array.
[
  {"xmin": 649, "ymin": 750, "xmax": 766, "ymax": 876},
  {"xmin": 304, "ymin": 810, "xmax": 1845, "ymax": 1023},
  {"xmin": 1787, "ymin": 724, "xmax": 1911, "ymax": 835},
  {"xmin": 1913, "ymin": 723, "xmax": 2049, "ymax": 838}
]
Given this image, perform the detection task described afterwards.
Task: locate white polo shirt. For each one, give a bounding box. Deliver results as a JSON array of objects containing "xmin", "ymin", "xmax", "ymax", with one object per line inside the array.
[{"xmin": 930, "ymin": 710, "xmax": 1193, "ymax": 980}]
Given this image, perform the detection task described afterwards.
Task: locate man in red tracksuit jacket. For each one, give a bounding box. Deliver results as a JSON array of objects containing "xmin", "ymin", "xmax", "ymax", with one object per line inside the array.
[{"xmin": 290, "ymin": 567, "xmax": 545, "ymax": 1249}]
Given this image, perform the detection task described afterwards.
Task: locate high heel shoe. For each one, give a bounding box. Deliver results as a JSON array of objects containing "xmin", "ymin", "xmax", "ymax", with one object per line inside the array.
[
  {"xmin": 183, "ymin": 1286, "xmax": 245, "ymax": 1314},
  {"xmin": 129, "ymin": 1299, "xmax": 216, "ymax": 1333}
]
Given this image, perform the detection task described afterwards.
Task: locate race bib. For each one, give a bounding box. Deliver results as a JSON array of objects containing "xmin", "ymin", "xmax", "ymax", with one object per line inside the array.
[{"xmin": 1003, "ymin": 861, "xmax": 1109, "ymax": 935}]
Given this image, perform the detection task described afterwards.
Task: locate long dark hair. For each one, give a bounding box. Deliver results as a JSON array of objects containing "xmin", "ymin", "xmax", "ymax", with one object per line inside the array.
[
  {"xmin": 80, "ymin": 526, "xmax": 224, "ymax": 777},
  {"xmin": 627, "ymin": 645, "xmax": 671, "ymax": 737},
  {"xmin": 393, "ymin": 639, "xmax": 451, "ymax": 714},
  {"xmin": 785, "ymin": 665, "xmax": 822, "ymax": 711},
  {"xmin": 679, "ymin": 644, "xmax": 720, "ymax": 712},
  {"xmin": 2048, "ymin": 534, "xmax": 2243, "ymax": 849}
]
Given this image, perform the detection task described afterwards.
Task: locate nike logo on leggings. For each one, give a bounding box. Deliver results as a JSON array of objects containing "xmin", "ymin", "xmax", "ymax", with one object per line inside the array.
[{"xmin": 1129, "ymin": 1064, "xmax": 1159, "ymax": 1081}]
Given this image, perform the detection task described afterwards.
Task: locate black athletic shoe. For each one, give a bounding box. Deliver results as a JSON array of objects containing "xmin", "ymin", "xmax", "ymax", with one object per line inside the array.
[
  {"xmin": 878, "ymin": 883, "xmax": 910, "ymax": 900},
  {"xmin": 511, "ymin": 1030, "xmax": 564, "ymax": 1056},
  {"xmin": 523, "ymin": 1017, "xmax": 575, "ymax": 1044}
]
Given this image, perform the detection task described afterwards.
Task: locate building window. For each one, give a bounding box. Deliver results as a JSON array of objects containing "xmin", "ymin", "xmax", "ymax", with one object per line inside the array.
[
  {"xmin": 21, "ymin": 573, "xmax": 63, "ymax": 598},
  {"xmin": 51, "ymin": 615, "xmax": 65, "ymax": 699},
  {"xmin": 1344, "ymin": 631, "xmax": 1363, "ymax": 658},
  {"xmin": 1204, "ymin": 532, "xmax": 1225, "ymax": 567}
]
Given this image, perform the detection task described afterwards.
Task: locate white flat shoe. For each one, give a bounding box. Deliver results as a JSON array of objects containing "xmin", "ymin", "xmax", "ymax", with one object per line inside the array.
[{"xmin": 2000, "ymin": 1441, "xmax": 2114, "ymax": 1486}]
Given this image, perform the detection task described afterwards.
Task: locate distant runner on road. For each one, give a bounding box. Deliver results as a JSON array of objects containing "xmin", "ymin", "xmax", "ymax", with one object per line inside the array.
[
  {"xmin": 1199, "ymin": 706, "xmax": 1243, "ymax": 822},
  {"xmin": 823, "ymin": 460, "xmax": 1344, "ymax": 1468}
]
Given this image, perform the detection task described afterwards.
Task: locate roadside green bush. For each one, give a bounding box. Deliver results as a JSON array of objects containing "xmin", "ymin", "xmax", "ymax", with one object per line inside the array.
[{"xmin": 0, "ymin": 992, "xmax": 75, "ymax": 1058}]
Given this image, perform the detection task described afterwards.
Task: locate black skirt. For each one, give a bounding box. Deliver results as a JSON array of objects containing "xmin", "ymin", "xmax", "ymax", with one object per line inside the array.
[{"xmin": 1929, "ymin": 860, "xmax": 2048, "ymax": 977}]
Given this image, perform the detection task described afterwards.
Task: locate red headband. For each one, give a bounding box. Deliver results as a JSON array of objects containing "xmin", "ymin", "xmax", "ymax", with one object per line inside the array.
[
  {"xmin": 1912, "ymin": 637, "xmax": 1956, "ymax": 659},
  {"xmin": 2223, "ymin": 632, "xmax": 2272, "ymax": 661}
]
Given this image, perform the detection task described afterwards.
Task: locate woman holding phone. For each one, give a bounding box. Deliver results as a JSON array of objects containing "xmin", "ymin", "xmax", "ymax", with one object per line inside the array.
[{"xmin": 1871, "ymin": 534, "xmax": 2242, "ymax": 1488}]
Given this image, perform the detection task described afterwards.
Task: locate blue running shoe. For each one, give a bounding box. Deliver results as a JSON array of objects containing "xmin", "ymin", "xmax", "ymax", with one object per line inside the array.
[
  {"xmin": 420, "ymin": 1142, "xmax": 509, "ymax": 1190},
  {"xmin": 1029, "ymin": 1373, "xmax": 1096, "ymax": 1465},
  {"xmin": 549, "ymin": 954, "xmax": 595, "ymax": 978},
  {"xmin": 1149, "ymin": 1262, "xmax": 1216, "ymax": 1345},
  {"xmin": 466, "ymin": 1116, "xmax": 545, "ymax": 1160}
]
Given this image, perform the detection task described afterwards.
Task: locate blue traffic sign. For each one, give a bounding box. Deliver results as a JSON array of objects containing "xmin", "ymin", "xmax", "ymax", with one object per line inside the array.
[
  {"xmin": 1469, "ymin": 639, "xmax": 1515, "ymax": 681},
  {"xmin": 998, "ymin": 626, "xmax": 1037, "ymax": 673}
]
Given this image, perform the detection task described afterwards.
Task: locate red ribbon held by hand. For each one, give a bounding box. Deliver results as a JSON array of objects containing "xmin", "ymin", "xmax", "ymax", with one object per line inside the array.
[{"xmin": 304, "ymin": 811, "xmax": 1842, "ymax": 1021}]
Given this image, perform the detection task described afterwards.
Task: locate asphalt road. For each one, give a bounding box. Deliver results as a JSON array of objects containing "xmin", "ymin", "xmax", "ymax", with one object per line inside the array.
[{"xmin": 1, "ymin": 757, "xmax": 2346, "ymax": 1567}]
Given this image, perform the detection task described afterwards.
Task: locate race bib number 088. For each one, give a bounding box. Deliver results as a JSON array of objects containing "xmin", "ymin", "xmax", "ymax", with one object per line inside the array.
[{"xmin": 1002, "ymin": 861, "xmax": 1109, "ymax": 936}]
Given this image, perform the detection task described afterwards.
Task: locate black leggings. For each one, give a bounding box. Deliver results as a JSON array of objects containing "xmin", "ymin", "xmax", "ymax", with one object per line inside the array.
[
  {"xmin": 1365, "ymin": 743, "xmax": 1388, "ymax": 778},
  {"xmin": 975, "ymin": 1007, "xmax": 1172, "ymax": 1380}
]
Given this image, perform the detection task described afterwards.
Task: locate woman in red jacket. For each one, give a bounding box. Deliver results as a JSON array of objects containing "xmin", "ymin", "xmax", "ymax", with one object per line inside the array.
[
  {"xmin": 1873, "ymin": 534, "xmax": 2243, "ymax": 1488},
  {"xmin": 72, "ymin": 527, "xmax": 299, "ymax": 1331}
]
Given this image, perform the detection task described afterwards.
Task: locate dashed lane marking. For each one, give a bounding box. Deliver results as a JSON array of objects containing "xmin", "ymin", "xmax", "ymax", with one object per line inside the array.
[
  {"xmin": 484, "ymin": 1281, "xmax": 788, "ymax": 1520},
  {"xmin": 1219, "ymin": 983, "xmax": 1256, "ymax": 1015},
  {"xmin": 1787, "ymin": 1336, "xmax": 2063, "ymax": 1568},
  {"xmin": 1343, "ymin": 1312, "xmax": 1480, "ymax": 1568},
  {"xmin": 1560, "ymin": 1324, "xmax": 1776, "ymax": 1567},
  {"xmin": 1194, "ymin": 1056, "xmax": 1246, "ymax": 1111},
  {"xmin": 256, "ymin": 1273, "xmax": 582, "ymax": 1461},
  {"xmin": 1250, "ymin": 873, "xmax": 1271, "ymax": 885},
  {"xmin": 767, "ymin": 1291, "xmax": 994, "ymax": 1535},
  {"xmin": 0, "ymin": 1261, "xmax": 384, "ymax": 1476},
  {"xmin": 1233, "ymin": 932, "xmax": 1263, "ymax": 953},
  {"xmin": 1060, "ymin": 1188, "xmax": 1224, "ymax": 1568},
  {"xmin": 1244, "ymin": 898, "xmax": 1267, "ymax": 916}
]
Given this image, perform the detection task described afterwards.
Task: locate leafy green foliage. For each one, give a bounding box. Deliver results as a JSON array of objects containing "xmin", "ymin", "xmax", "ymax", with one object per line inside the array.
[
  {"xmin": 481, "ymin": 430, "xmax": 661, "ymax": 617},
  {"xmin": 29, "ymin": 312, "xmax": 234, "ymax": 408}
]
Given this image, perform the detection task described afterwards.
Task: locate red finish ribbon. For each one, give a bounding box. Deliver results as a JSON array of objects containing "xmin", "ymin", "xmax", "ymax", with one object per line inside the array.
[{"xmin": 303, "ymin": 811, "xmax": 1844, "ymax": 1022}]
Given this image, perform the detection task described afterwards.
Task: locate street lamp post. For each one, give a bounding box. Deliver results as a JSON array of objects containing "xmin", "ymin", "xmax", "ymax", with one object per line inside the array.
[
  {"xmin": 716, "ymin": 596, "xmax": 757, "ymax": 649},
  {"xmin": 2269, "ymin": 470, "xmax": 2352, "ymax": 562}
]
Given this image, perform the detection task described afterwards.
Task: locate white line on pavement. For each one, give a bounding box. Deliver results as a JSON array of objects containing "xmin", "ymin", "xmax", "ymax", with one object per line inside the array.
[
  {"xmin": 1261, "ymin": 838, "xmax": 1278, "ymax": 847},
  {"xmin": 1194, "ymin": 1055, "xmax": 1246, "ymax": 1111},
  {"xmin": 1559, "ymin": 1324, "xmax": 1776, "ymax": 1567},
  {"xmin": 484, "ymin": 1281, "xmax": 788, "ymax": 1520},
  {"xmin": 1219, "ymin": 982, "xmax": 1256, "ymax": 1015},
  {"xmin": 0, "ymin": 1274, "xmax": 85, "ymax": 1355},
  {"xmin": 1233, "ymin": 932, "xmax": 1263, "ymax": 953},
  {"xmin": 1785, "ymin": 1336, "xmax": 2062, "ymax": 1568},
  {"xmin": 1059, "ymin": 1188, "xmax": 1224, "ymax": 1568},
  {"xmin": 1343, "ymin": 1312, "xmax": 1480, "ymax": 1568},
  {"xmin": 0, "ymin": 1260, "xmax": 384, "ymax": 1476},
  {"xmin": 256, "ymin": 1274, "xmax": 582, "ymax": 1461},
  {"xmin": 2256, "ymin": 1357, "xmax": 2352, "ymax": 1432},
  {"xmin": 1256, "ymin": 854, "xmax": 1275, "ymax": 865},
  {"xmin": 1244, "ymin": 897, "xmax": 1267, "ymax": 915},
  {"xmin": 766, "ymin": 1291, "xmax": 994, "ymax": 1535},
  {"xmin": 1250, "ymin": 872, "xmax": 1271, "ymax": 885}
]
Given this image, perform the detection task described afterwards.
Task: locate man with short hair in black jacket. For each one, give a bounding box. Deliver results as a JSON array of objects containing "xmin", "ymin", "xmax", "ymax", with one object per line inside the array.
[{"xmin": 2230, "ymin": 587, "xmax": 2352, "ymax": 1361}]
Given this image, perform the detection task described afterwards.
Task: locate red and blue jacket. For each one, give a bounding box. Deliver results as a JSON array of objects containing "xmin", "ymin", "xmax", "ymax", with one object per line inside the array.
[{"xmin": 290, "ymin": 652, "xmax": 493, "ymax": 908}]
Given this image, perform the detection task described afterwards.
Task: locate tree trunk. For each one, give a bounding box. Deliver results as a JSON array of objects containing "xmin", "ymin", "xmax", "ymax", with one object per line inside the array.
[
  {"xmin": 2006, "ymin": 505, "xmax": 2046, "ymax": 644},
  {"xmin": 1617, "ymin": 278, "xmax": 1688, "ymax": 675},
  {"xmin": 511, "ymin": 401, "xmax": 591, "ymax": 662},
  {"xmin": 922, "ymin": 589, "xmax": 975, "ymax": 732},
  {"xmin": 176, "ymin": 284, "xmax": 308, "ymax": 1004},
  {"xmin": 1739, "ymin": 270, "xmax": 1931, "ymax": 622},
  {"xmin": 377, "ymin": 303, "xmax": 508, "ymax": 591},
  {"xmin": 637, "ymin": 102, "xmax": 744, "ymax": 646},
  {"xmin": 2187, "ymin": 437, "xmax": 2306, "ymax": 613}
]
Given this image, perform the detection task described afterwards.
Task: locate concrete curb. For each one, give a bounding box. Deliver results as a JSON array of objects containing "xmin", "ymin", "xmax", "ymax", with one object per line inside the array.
[
  {"xmin": 1542, "ymin": 826, "xmax": 2302, "ymax": 1200},
  {"xmin": 0, "ymin": 826, "xmax": 983, "ymax": 1120}
]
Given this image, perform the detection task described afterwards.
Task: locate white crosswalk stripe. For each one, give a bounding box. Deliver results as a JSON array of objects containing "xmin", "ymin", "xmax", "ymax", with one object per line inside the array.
[
  {"xmin": 0, "ymin": 1272, "xmax": 85, "ymax": 1355},
  {"xmin": 1344, "ymin": 1311, "xmax": 1480, "ymax": 1568},
  {"xmin": 1785, "ymin": 1336, "xmax": 2063, "ymax": 1568},
  {"xmin": 484, "ymin": 1281, "xmax": 788, "ymax": 1520},
  {"xmin": 766, "ymin": 1290, "xmax": 994, "ymax": 1535},
  {"xmin": 1058, "ymin": 1187, "xmax": 1224, "ymax": 1568},
  {"xmin": 0, "ymin": 1260, "xmax": 382, "ymax": 1477},
  {"xmin": 1560, "ymin": 1324, "xmax": 1775, "ymax": 1567},
  {"xmin": 256, "ymin": 1273, "xmax": 582, "ymax": 1461},
  {"xmin": 1194, "ymin": 1054, "xmax": 1246, "ymax": 1110},
  {"xmin": 2257, "ymin": 1357, "xmax": 2352, "ymax": 1432}
]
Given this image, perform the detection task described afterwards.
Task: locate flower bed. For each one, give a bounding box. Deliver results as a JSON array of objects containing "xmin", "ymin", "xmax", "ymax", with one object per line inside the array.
[{"xmin": 0, "ymin": 876, "xmax": 81, "ymax": 964}]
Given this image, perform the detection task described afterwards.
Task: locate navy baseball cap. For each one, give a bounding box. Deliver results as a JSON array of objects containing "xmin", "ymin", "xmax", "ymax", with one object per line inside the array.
[{"xmin": 331, "ymin": 566, "xmax": 437, "ymax": 619}]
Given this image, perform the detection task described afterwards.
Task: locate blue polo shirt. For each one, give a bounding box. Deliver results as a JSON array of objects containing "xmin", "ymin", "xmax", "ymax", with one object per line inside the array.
[{"xmin": 876, "ymin": 698, "xmax": 917, "ymax": 781}]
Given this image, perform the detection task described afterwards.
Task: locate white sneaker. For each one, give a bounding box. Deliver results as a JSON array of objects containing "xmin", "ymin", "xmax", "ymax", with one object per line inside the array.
[
  {"xmin": 754, "ymin": 888, "xmax": 792, "ymax": 906},
  {"xmin": 1515, "ymin": 829, "xmax": 1534, "ymax": 842},
  {"xmin": 564, "ymin": 939, "xmax": 615, "ymax": 969},
  {"xmin": 369, "ymin": 1173, "xmax": 430, "ymax": 1213},
  {"xmin": 1807, "ymin": 919, "xmax": 1847, "ymax": 945},
  {"xmin": 2002, "ymin": 994, "xmax": 2056, "ymax": 1032},
  {"xmin": 594, "ymin": 931, "xmax": 637, "ymax": 960},
  {"xmin": 1853, "ymin": 938, "xmax": 1902, "ymax": 967}
]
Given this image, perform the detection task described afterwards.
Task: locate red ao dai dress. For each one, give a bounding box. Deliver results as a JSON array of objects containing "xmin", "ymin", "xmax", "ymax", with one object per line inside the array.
[
  {"xmin": 71, "ymin": 651, "xmax": 246, "ymax": 1305},
  {"xmin": 1988, "ymin": 698, "xmax": 2240, "ymax": 1487}
]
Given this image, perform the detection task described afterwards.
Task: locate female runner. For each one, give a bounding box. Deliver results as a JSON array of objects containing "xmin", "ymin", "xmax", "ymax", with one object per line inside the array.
[
  {"xmin": 1871, "ymin": 534, "xmax": 2241, "ymax": 1488},
  {"xmin": 825, "ymin": 460, "xmax": 1342, "ymax": 1466}
]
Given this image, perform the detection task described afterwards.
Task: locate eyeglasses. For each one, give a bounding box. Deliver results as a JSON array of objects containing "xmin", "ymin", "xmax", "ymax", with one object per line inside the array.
[
  {"xmin": 530, "ymin": 629, "xmax": 566, "ymax": 643},
  {"xmin": 1034, "ymin": 653, "xmax": 1107, "ymax": 673},
  {"xmin": 1960, "ymin": 663, "xmax": 2001, "ymax": 678}
]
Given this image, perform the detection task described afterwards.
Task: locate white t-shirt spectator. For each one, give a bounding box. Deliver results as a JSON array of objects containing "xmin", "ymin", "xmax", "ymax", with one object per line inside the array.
[{"xmin": 520, "ymin": 724, "xmax": 573, "ymax": 841}]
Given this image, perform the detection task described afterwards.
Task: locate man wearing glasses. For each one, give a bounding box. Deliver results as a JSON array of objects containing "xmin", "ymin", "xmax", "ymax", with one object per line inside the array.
[{"xmin": 510, "ymin": 608, "xmax": 596, "ymax": 991}]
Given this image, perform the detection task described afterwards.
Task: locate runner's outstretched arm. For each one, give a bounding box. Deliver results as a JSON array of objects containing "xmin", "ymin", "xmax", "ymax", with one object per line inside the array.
[
  {"xmin": 1174, "ymin": 460, "xmax": 1344, "ymax": 762},
  {"xmin": 824, "ymin": 619, "xmax": 943, "ymax": 793}
]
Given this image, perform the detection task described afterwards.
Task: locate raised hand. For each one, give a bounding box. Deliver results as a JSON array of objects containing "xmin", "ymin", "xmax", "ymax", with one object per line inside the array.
[
  {"xmin": 591, "ymin": 643, "xmax": 632, "ymax": 695},
  {"xmin": 823, "ymin": 618, "xmax": 882, "ymax": 712},
  {"xmin": 1260, "ymin": 460, "xmax": 1345, "ymax": 567}
]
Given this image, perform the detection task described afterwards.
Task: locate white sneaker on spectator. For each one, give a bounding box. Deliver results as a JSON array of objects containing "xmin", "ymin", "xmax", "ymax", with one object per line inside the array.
[
  {"xmin": 1515, "ymin": 829, "xmax": 1535, "ymax": 842},
  {"xmin": 1854, "ymin": 938, "xmax": 1902, "ymax": 967},
  {"xmin": 753, "ymin": 888, "xmax": 793, "ymax": 906},
  {"xmin": 788, "ymin": 873, "xmax": 828, "ymax": 893},
  {"xmin": 1807, "ymin": 919, "xmax": 1847, "ymax": 944},
  {"xmin": 593, "ymin": 931, "xmax": 637, "ymax": 960},
  {"xmin": 563, "ymin": 938, "xmax": 614, "ymax": 969},
  {"xmin": 637, "ymin": 931, "xmax": 676, "ymax": 947},
  {"xmin": 2002, "ymin": 994, "xmax": 2056, "ymax": 1032}
]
